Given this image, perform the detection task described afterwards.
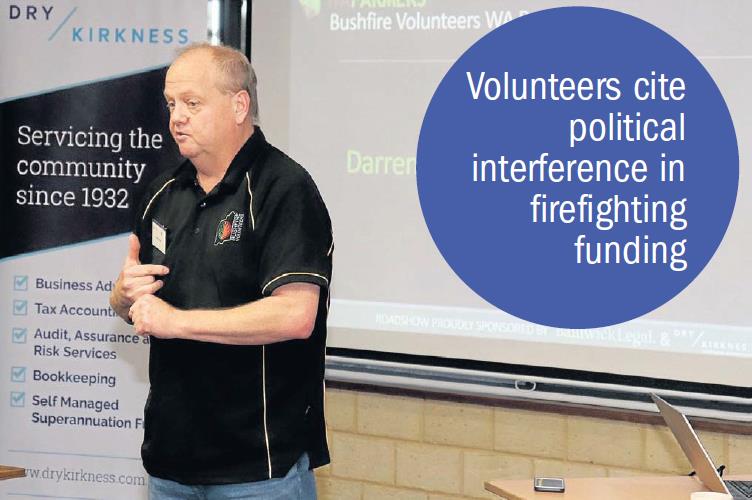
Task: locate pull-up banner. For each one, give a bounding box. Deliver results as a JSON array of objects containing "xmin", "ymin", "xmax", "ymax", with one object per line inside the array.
[{"xmin": 0, "ymin": 2, "xmax": 206, "ymax": 498}]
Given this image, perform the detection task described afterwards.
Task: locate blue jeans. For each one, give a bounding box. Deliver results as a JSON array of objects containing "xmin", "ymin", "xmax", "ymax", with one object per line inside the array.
[{"xmin": 148, "ymin": 454, "xmax": 317, "ymax": 500}]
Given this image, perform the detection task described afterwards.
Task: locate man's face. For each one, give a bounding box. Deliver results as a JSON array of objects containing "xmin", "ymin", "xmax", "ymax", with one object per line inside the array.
[{"xmin": 163, "ymin": 51, "xmax": 235, "ymax": 163}]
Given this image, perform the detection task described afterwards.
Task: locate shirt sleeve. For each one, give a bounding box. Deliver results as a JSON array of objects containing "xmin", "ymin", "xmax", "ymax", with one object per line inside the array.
[{"xmin": 256, "ymin": 170, "xmax": 333, "ymax": 297}]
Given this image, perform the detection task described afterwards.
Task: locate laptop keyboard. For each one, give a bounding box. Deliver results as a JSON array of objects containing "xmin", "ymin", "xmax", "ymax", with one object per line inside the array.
[{"xmin": 726, "ymin": 480, "xmax": 752, "ymax": 499}]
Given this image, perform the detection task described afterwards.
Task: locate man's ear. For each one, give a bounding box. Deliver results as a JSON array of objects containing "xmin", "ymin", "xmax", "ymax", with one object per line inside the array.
[{"xmin": 233, "ymin": 91, "xmax": 251, "ymax": 124}]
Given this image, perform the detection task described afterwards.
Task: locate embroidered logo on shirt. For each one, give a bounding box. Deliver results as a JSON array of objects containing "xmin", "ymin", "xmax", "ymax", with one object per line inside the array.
[{"xmin": 214, "ymin": 211, "xmax": 245, "ymax": 245}]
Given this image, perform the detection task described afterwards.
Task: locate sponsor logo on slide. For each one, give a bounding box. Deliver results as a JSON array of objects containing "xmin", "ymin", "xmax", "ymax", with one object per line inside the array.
[
  {"xmin": 299, "ymin": 0, "xmax": 321, "ymax": 18},
  {"xmin": 214, "ymin": 211, "xmax": 245, "ymax": 245}
]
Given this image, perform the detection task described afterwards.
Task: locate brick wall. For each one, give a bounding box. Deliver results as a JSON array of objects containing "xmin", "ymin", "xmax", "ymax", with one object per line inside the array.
[{"xmin": 315, "ymin": 388, "xmax": 752, "ymax": 499}]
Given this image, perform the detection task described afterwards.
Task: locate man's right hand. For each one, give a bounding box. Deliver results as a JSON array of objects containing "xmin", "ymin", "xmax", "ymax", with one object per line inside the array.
[{"xmin": 109, "ymin": 234, "xmax": 170, "ymax": 322}]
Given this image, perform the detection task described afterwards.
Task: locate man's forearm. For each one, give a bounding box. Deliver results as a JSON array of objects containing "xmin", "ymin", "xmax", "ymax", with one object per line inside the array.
[{"xmin": 172, "ymin": 285, "xmax": 320, "ymax": 345}]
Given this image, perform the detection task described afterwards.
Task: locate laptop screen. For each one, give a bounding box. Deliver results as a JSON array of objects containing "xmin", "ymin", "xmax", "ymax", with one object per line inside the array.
[{"xmin": 651, "ymin": 394, "xmax": 729, "ymax": 495}]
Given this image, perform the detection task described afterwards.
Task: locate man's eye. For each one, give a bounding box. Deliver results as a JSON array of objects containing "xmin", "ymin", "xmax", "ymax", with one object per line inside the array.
[
  {"xmin": 187, "ymin": 100, "xmax": 199, "ymax": 108},
  {"xmin": 166, "ymin": 102, "xmax": 175, "ymax": 112}
]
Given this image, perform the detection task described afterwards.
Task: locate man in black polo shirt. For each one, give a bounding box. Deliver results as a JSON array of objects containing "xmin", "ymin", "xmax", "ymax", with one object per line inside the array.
[{"xmin": 110, "ymin": 43, "xmax": 332, "ymax": 499}]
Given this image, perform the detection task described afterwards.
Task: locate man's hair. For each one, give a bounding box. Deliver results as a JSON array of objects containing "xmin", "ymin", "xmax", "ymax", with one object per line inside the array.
[{"xmin": 176, "ymin": 42, "xmax": 259, "ymax": 124}]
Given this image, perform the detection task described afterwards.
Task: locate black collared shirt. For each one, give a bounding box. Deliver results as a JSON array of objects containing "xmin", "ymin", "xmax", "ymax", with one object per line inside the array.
[{"xmin": 133, "ymin": 128, "xmax": 332, "ymax": 484}]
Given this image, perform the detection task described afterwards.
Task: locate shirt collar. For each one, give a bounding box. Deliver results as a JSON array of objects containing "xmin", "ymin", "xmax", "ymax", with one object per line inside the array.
[{"xmin": 175, "ymin": 126, "xmax": 269, "ymax": 191}]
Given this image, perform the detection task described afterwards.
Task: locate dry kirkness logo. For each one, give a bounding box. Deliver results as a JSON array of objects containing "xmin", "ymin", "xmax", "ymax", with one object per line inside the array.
[
  {"xmin": 8, "ymin": 3, "xmax": 54, "ymax": 21},
  {"xmin": 7, "ymin": 4, "xmax": 190, "ymax": 45},
  {"xmin": 71, "ymin": 25, "xmax": 190, "ymax": 45},
  {"xmin": 215, "ymin": 211, "xmax": 245, "ymax": 245}
]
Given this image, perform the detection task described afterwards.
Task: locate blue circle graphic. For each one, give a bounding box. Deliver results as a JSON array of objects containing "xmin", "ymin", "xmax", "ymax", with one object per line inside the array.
[{"xmin": 417, "ymin": 7, "xmax": 738, "ymax": 329}]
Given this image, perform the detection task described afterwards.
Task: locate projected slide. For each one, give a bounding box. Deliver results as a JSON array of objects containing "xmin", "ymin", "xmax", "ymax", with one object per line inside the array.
[{"xmin": 252, "ymin": 0, "xmax": 752, "ymax": 387}]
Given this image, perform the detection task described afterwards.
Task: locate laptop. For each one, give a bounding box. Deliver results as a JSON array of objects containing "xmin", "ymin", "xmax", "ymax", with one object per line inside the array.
[{"xmin": 651, "ymin": 393, "xmax": 752, "ymax": 499}]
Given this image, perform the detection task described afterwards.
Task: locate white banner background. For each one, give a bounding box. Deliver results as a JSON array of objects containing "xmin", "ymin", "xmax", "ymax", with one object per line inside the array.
[{"xmin": 1, "ymin": 2, "xmax": 206, "ymax": 498}]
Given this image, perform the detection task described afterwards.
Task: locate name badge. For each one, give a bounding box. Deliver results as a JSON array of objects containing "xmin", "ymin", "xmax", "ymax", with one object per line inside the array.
[{"xmin": 152, "ymin": 219, "xmax": 167, "ymax": 254}]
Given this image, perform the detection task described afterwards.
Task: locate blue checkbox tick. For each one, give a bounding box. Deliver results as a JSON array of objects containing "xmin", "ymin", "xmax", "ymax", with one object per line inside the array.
[
  {"xmin": 11, "ymin": 327, "xmax": 28, "ymax": 344},
  {"xmin": 10, "ymin": 367, "xmax": 26, "ymax": 383},
  {"xmin": 13, "ymin": 300, "xmax": 28, "ymax": 316},
  {"xmin": 10, "ymin": 391, "xmax": 25, "ymax": 408},
  {"xmin": 13, "ymin": 275, "xmax": 28, "ymax": 291}
]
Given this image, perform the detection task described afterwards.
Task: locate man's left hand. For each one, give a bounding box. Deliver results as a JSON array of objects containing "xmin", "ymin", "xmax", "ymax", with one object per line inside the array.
[{"xmin": 130, "ymin": 294, "xmax": 181, "ymax": 339}]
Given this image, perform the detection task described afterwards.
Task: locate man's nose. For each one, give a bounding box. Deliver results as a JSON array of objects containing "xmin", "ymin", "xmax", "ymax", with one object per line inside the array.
[{"xmin": 171, "ymin": 103, "xmax": 189, "ymax": 124}]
